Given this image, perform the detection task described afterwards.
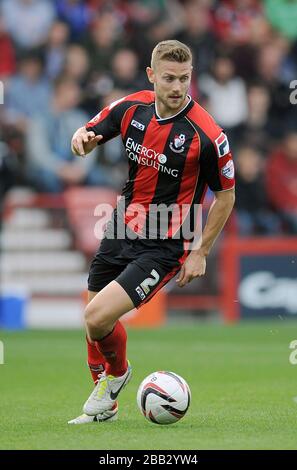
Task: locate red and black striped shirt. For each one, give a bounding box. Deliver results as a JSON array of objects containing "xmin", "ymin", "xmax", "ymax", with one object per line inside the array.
[{"xmin": 86, "ymin": 90, "xmax": 235, "ymax": 239}]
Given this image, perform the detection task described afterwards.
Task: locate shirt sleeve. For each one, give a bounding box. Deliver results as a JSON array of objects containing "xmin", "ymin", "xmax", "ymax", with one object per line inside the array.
[
  {"xmin": 85, "ymin": 90, "xmax": 154, "ymax": 145},
  {"xmin": 85, "ymin": 96, "xmax": 132, "ymax": 144},
  {"xmin": 199, "ymin": 130, "xmax": 235, "ymax": 191}
]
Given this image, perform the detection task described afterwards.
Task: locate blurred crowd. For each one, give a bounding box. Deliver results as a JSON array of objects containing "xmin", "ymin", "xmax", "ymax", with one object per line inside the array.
[{"xmin": 0, "ymin": 0, "xmax": 297, "ymax": 235}]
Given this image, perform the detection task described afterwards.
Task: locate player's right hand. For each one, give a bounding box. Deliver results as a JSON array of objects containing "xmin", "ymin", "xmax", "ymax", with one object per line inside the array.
[{"xmin": 71, "ymin": 128, "xmax": 103, "ymax": 157}]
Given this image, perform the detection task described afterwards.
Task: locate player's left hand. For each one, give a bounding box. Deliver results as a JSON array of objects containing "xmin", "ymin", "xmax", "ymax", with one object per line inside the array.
[{"xmin": 176, "ymin": 251, "xmax": 206, "ymax": 287}]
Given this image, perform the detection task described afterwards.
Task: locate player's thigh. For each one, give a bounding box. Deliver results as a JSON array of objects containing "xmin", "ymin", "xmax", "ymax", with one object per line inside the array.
[
  {"xmin": 86, "ymin": 280, "xmax": 134, "ymax": 325},
  {"xmin": 86, "ymin": 251, "xmax": 181, "ymax": 324}
]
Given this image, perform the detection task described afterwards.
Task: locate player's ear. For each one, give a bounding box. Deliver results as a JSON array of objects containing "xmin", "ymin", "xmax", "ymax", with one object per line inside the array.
[{"xmin": 146, "ymin": 67, "xmax": 155, "ymax": 84}]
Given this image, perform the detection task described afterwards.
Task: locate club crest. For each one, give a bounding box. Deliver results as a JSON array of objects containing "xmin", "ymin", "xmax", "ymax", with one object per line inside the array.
[{"xmin": 170, "ymin": 134, "xmax": 185, "ymax": 153}]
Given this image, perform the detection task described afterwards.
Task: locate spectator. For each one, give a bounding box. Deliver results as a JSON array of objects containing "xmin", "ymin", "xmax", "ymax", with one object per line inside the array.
[
  {"xmin": 241, "ymin": 83, "xmax": 275, "ymax": 151},
  {"xmin": 127, "ymin": 0, "xmax": 182, "ymax": 70},
  {"xmin": 110, "ymin": 49, "xmax": 147, "ymax": 93},
  {"xmin": 266, "ymin": 131, "xmax": 297, "ymax": 234},
  {"xmin": 84, "ymin": 13, "xmax": 123, "ymax": 74},
  {"xmin": 25, "ymin": 77, "xmax": 112, "ymax": 193},
  {"xmin": 54, "ymin": 0, "xmax": 91, "ymax": 41},
  {"xmin": 256, "ymin": 40, "xmax": 294, "ymax": 138},
  {"xmin": 127, "ymin": 0, "xmax": 166, "ymax": 26},
  {"xmin": 257, "ymin": 35, "xmax": 295, "ymax": 86},
  {"xmin": 4, "ymin": 53, "xmax": 51, "ymax": 131},
  {"xmin": 83, "ymin": 12, "xmax": 125, "ymax": 108},
  {"xmin": 1, "ymin": 0, "xmax": 56, "ymax": 50},
  {"xmin": 231, "ymin": 17, "xmax": 272, "ymax": 83},
  {"xmin": 44, "ymin": 21, "xmax": 70, "ymax": 80},
  {"xmin": 235, "ymin": 146, "xmax": 281, "ymax": 236},
  {"xmin": 0, "ymin": 0, "xmax": 295, "ymax": 230},
  {"xmin": 176, "ymin": 0, "xmax": 216, "ymax": 76},
  {"xmin": 63, "ymin": 44, "xmax": 90, "ymax": 85},
  {"xmin": 199, "ymin": 54, "xmax": 248, "ymax": 146},
  {"xmin": 62, "ymin": 44, "xmax": 92, "ymax": 113},
  {"xmin": 213, "ymin": 0, "xmax": 264, "ymax": 46}
]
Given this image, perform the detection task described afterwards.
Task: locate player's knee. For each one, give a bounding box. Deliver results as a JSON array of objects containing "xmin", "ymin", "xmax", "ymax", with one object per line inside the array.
[
  {"xmin": 86, "ymin": 315, "xmax": 110, "ymax": 333},
  {"xmin": 86, "ymin": 318, "xmax": 112, "ymax": 342},
  {"xmin": 84, "ymin": 303, "xmax": 99, "ymax": 325},
  {"xmin": 84, "ymin": 303, "xmax": 111, "ymax": 335}
]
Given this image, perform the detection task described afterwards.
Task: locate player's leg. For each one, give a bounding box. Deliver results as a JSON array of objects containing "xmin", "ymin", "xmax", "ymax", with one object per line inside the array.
[
  {"xmin": 86, "ymin": 291, "xmax": 106, "ymax": 384},
  {"xmin": 85, "ymin": 254, "xmax": 128, "ymax": 380},
  {"xmin": 85, "ymin": 281, "xmax": 133, "ymax": 373},
  {"xmin": 83, "ymin": 256, "xmax": 182, "ymax": 416},
  {"xmin": 83, "ymin": 280, "xmax": 134, "ymax": 415},
  {"xmin": 69, "ymin": 256, "xmax": 127, "ymax": 424},
  {"xmin": 69, "ymin": 289, "xmax": 123, "ymax": 425},
  {"xmin": 82, "ymin": 236, "xmax": 187, "ymax": 417}
]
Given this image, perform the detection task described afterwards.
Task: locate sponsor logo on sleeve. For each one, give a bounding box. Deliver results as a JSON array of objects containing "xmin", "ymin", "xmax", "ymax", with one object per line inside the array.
[
  {"xmin": 215, "ymin": 132, "xmax": 230, "ymax": 158},
  {"xmin": 221, "ymin": 160, "xmax": 234, "ymax": 179}
]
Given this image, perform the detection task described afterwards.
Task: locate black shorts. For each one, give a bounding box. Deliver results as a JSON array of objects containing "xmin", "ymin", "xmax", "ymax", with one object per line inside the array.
[{"xmin": 88, "ymin": 235, "xmax": 188, "ymax": 308}]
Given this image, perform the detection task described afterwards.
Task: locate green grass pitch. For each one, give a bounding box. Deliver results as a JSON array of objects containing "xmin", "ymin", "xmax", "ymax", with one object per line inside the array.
[{"xmin": 0, "ymin": 322, "xmax": 296, "ymax": 450}]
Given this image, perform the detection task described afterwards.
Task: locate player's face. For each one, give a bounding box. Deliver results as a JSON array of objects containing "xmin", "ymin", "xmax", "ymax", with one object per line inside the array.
[{"xmin": 147, "ymin": 60, "xmax": 192, "ymax": 116}]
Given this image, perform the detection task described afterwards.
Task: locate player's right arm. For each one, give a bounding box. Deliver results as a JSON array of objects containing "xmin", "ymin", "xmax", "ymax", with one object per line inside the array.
[
  {"xmin": 71, "ymin": 96, "xmax": 128, "ymax": 157},
  {"xmin": 71, "ymin": 127, "xmax": 103, "ymax": 157},
  {"xmin": 71, "ymin": 91, "xmax": 154, "ymax": 158}
]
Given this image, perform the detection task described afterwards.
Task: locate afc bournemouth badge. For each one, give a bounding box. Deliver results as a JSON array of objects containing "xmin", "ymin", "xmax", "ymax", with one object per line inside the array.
[{"xmin": 170, "ymin": 133, "xmax": 185, "ymax": 153}]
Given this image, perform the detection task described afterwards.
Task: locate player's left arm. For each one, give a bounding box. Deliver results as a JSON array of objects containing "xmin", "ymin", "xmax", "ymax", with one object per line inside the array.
[
  {"xmin": 177, "ymin": 129, "xmax": 235, "ymax": 287},
  {"xmin": 176, "ymin": 188, "xmax": 235, "ymax": 287}
]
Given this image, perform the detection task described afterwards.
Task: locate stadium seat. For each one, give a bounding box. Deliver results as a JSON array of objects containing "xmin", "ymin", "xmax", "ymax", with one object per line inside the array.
[{"xmin": 63, "ymin": 186, "xmax": 119, "ymax": 255}]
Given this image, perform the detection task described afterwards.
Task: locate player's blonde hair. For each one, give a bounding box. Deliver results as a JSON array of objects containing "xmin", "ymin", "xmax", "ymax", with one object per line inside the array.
[{"xmin": 151, "ymin": 40, "xmax": 192, "ymax": 70}]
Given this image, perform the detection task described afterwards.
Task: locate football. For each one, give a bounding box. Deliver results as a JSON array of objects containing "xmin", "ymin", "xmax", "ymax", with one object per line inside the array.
[{"xmin": 136, "ymin": 371, "xmax": 191, "ymax": 425}]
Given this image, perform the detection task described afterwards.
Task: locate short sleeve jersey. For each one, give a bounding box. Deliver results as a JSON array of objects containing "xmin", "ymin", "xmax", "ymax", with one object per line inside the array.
[{"xmin": 86, "ymin": 90, "xmax": 235, "ymax": 239}]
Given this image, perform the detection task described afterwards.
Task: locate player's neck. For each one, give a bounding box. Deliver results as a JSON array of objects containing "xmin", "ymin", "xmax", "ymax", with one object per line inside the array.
[{"xmin": 156, "ymin": 96, "xmax": 190, "ymax": 119}]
